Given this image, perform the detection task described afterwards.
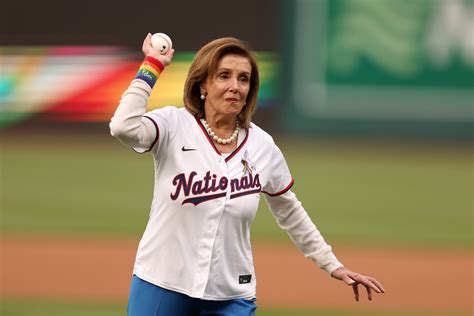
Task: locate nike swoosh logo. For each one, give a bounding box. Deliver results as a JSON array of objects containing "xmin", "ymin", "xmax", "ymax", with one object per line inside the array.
[{"xmin": 182, "ymin": 146, "xmax": 197, "ymax": 152}]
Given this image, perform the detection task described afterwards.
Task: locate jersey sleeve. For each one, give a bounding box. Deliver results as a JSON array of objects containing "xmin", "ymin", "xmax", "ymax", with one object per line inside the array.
[
  {"xmin": 134, "ymin": 106, "xmax": 177, "ymax": 154},
  {"xmin": 264, "ymin": 190, "xmax": 343, "ymax": 274},
  {"xmin": 261, "ymin": 143, "xmax": 294, "ymax": 196},
  {"xmin": 110, "ymin": 56, "xmax": 166, "ymax": 153}
]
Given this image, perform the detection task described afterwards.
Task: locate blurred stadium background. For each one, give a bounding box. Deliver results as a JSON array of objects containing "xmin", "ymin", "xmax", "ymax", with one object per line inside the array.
[{"xmin": 1, "ymin": 0, "xmax": 472, "ymax": 315}]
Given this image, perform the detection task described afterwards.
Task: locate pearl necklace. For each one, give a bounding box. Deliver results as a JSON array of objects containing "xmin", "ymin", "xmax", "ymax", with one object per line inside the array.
[{"xmin": 202, "ymin": 119, "xmax": 240, "ymax": 145}]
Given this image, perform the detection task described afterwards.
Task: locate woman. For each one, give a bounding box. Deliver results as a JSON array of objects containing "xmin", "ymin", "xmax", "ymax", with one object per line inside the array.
[{"xmin": 110, "ymin": 33, "xmax": 385, "ymax": 316}]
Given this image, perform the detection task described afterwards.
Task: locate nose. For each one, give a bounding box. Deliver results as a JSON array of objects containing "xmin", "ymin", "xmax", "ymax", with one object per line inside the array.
[{"xmin": 229, "ymin": 78, "xmax": 239, "ymax": 92}]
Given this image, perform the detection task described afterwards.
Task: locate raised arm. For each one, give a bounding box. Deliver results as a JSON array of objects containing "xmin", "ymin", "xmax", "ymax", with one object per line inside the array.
[{"xmin": 109, "ymin": 33, "xmax": 174, "ymax": 150}]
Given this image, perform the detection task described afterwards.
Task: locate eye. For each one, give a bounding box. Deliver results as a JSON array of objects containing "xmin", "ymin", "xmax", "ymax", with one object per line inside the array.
[
  {"xmin": 239, "ymin": 75, "xmax": 250, "ymax": 83},
  {"xmin": 218, "ymin": 72, "xmax": 230, "ymax": 80}
]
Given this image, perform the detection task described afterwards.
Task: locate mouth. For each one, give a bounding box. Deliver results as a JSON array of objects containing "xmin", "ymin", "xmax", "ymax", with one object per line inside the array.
[{"xmin": 225, "ymin": 98, "xmax": 239, "ymax": 104}]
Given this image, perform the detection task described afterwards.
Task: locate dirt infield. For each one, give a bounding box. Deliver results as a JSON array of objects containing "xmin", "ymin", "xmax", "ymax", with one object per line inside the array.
[{"xmin": 1, "ymin": 235, "xmax": 472, "ymax": 314}]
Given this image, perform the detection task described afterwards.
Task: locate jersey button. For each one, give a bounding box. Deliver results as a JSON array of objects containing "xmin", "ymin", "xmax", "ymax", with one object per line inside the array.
[{"xmin": 216, "ymin": 200, "xmax": 221, "ymax": 206}]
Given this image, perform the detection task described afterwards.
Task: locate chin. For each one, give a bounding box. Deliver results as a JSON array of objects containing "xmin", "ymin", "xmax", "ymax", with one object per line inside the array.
[{"xmin": 228, "ymin": 109, "xmax": 242, "ymax": 117}]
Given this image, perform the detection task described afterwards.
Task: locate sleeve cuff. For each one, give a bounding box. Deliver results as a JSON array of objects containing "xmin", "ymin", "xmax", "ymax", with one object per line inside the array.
[
  {"xmin": 305, "ymin": 246, "xmax": 343, "ymax": 274},
  {"xmin": 130, "ymin": 79, "xmax": 153, "ymax": 94}
]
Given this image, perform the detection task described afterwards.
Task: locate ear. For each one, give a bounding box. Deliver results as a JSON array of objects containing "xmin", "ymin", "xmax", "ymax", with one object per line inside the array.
[{"xmin": 199, "ymin": 82, "xmax": 207, "ymax": 96}]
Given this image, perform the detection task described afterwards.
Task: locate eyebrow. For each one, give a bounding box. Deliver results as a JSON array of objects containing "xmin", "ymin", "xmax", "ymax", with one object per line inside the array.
[{"xmin": 217, "ymin": 68, "xmax": 251, "ymax": 76}]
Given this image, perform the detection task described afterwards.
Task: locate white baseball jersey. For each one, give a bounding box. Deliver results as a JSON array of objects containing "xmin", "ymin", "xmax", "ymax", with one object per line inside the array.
[{"xmin": 110, "ymin": 79, "xmax": 343, "ymax": 301}]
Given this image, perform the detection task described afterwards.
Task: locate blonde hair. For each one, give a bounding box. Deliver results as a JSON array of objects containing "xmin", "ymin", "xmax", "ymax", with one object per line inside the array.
[{"xmin": 183, "ymin": 37, "xmax": 259, "ymax": 128}]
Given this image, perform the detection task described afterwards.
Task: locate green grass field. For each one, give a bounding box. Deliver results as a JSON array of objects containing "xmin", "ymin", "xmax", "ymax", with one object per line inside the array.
[
  {"xmin": 1, "ymin": 299, "xmax": 470, "ymax": 316},
  {"xmin": 1, "ymin": 127, "xmax": 472, "ymax": 315},
  {"xmin": 2, "ymin": 128, "xmax": 472, "ymax": 248}
]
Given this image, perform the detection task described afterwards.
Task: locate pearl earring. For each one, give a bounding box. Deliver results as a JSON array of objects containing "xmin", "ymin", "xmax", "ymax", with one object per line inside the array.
[{"xmin": 200, "ymin": 94, "xmax": 206, "ymax": 100}]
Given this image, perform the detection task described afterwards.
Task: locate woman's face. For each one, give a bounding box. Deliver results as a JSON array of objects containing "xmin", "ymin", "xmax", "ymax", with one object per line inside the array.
[{"xmin": 201, "ymin": 54, "xmax": 252, "ymax": 119}]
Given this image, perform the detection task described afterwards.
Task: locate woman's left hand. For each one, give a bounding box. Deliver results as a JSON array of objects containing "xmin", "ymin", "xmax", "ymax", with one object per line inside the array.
[{"xmin": 331, "ymin": 266, "xmax": 385, "ymax": 301}]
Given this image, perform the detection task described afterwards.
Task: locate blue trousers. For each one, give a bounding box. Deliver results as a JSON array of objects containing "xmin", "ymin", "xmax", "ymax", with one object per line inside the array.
[{"xmin": 128, "ymin": 275, "xmax": 257, "ymax": 316}]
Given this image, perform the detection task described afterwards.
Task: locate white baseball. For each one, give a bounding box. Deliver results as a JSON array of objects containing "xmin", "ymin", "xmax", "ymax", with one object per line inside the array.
[{"xmin": 151, "ymin": 33, "xmax": 172, "ymax": 55}]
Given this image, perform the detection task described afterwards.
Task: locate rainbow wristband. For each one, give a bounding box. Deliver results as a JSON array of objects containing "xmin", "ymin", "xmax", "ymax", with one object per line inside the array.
[{"xmin": 135, "ymin": 56, "xmax": 165, "ymax": 88}]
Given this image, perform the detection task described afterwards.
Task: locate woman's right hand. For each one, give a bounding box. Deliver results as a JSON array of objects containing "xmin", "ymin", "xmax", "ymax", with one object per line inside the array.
[{"xmin": 142, "ymin": 33, "xmax": 174, "ymax": 66}]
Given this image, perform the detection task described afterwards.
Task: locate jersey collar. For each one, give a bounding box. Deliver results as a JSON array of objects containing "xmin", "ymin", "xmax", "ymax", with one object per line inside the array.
[{"xmin": 195, "ymin": 115, "xmax": 249, "ymax": 163}]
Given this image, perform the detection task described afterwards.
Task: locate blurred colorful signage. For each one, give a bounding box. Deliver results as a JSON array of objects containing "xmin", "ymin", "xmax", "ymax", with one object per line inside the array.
[
  {"xmin": 282, "ymin": 0, "xmax": 474, "ymax": 136},
  {"xmin": 0, "ymin": 48, "xmax": 278, "ymax": 128}
]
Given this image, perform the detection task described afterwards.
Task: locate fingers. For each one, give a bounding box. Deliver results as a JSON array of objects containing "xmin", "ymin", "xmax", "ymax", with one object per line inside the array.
[
  {"xmin": 366, "ymin": 285, "xmax": 372, "ymax": 301},
  {"xmin": 141, "ymin": 33, "xmax": 174, "ymax": 66},
  {"xmin": 352, "ymin": 283, "xmax": 359, "ymax": 302},
  {"xmin": 160, "ymin": 49, "xmax": 175, "ymax": 66},
  {"xmin": 165, "ymin": 48, "xmax": 175, "ymax": 58},
  {"xmin": 349, "ymin": 273, "xmax": 385, "ymax": 301},
  {"xmin": 160, "ymin": 53, "xmax": 173, "ymax": 66},
  {"xmin": 352, "ymin": 274, "xmax": 381, "ymax": 294},
  {"xmin": 142, "ymin": 33, "xmax": 151, "ymax": 53},
  {"xmin": 332, "ymin": 267, "xmax": 385, "ymax": 301},
  {"xmin": 368, "ymin": 276, "xmax": 386, "ymax": 293}
]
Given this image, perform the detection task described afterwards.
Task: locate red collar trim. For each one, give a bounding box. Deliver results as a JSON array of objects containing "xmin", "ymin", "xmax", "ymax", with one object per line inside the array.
[
  {"xmin": 195, "ymin": 116, "xmax": 221, "ymax": 155},
  {"xmin": 225, "ymin": 127, "xmax": 249, "ymax": 162},
  {"xmin": 195, "ymin": 116, "xmax": 249, "ymax": 162}
]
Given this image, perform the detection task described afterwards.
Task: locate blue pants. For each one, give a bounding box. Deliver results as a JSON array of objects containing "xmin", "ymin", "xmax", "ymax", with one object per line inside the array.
[{"xmin": 128, "ymin": 275, "xmax": 257, "ymax": 316}]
